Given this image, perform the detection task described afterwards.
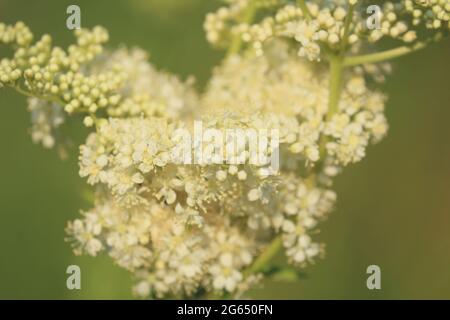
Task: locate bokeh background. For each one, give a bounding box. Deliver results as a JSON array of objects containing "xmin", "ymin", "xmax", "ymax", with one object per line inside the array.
[{"xmin": 0, "ymin": 0, "xmax": 449, "ymax": 299}]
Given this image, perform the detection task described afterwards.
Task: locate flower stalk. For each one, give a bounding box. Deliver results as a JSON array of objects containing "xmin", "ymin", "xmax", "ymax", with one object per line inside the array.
[
  {"xmin": 227, "ymin": 1, "xmax": 257, "ymax": 57},
  {"xmin": 327, "ymin": 56, "xmax": 345, "ymax": 120},
  {"xmin": 297, "ymin": 0, "xmax": 312, "ymax": 21},
  {"xmin": 343, "ymin": 42, "xmax": 428, "ymax": 66},
  {"xmin": 244, "ymin": 236, "xmax": 283, "ymax": 277}
]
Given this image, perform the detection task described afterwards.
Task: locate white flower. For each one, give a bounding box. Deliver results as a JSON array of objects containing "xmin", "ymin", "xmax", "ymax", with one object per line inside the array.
[{"xmin": 210, "ymin": 264, "xmax": 243, "ymax": 292}]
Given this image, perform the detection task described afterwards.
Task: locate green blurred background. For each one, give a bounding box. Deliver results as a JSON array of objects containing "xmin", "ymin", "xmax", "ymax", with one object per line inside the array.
[{"xmin": 0, "ymin": 0, "xmax": 449, "ymax": 299}]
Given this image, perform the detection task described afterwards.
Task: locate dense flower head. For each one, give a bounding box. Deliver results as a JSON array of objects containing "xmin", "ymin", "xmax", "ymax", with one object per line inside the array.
[
  {"xmin": 78, "ymin": 113, "xmax": 283, "ymax": 226},
  {"xmin": 67, "ymin": 197, "xmax": 262, "ymax": 298},
  {"xmin": 70, "ymin": 40, "xmax": 350, "ymax": 296}
]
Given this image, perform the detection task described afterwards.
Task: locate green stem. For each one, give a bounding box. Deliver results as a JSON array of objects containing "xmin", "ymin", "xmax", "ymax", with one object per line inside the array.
[
  {"xmin": 204, "ymin": 237, "xmax": 283, "ymax": 300},
  {"xmin": 10, "ymin": 85, "xmax": 35, "ymax": 98},
  {"xmin": 343, "ymin": 42, "xmax": 427, "ymax": 66},
  {"xmin": 226, "ymin": 1, "xmax": 257, "ymax": 57},
  {"xmin": 297, "ymin": 0, "xmax": 312, "ymax": 21},
  {"xmin": 340, "ymin": 3, "xmax": 355, "ymax": 55},
  {"xmin": 243, "ymin": 236, "xmax": 283, "ymax": 277},
  {"xmin": 326, "ymin": 55, "xmax": 344, "ymax": 120},
  {"xmin": 319, "ymin": 54, "xmax": 344, "ymax": 158},
  {"xmin": 10, "ymin": 84, "xmax": 66, "ymax": 106}
]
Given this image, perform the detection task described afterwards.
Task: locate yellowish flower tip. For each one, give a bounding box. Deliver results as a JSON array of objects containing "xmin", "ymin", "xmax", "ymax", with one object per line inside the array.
[
  {"xmin": 83, "ymin": 116, "xmax": 94, "ymax": 127},
  {"xmin": 1, "ymin": 21, "xmax": 199, "ymax": 151}
]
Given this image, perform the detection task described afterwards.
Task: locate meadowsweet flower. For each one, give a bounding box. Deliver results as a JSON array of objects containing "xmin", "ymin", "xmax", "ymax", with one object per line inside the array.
[
  {"xmin": 67, "ymin": 33, "xmax": 390, "ymax": 297},
  {"xmin": 1, "ymin": 0, "xmax": 447, "ymax": 299},
  {"xmin": 71, "ymin": 105, "xmax": 336, "ymax": 297}
]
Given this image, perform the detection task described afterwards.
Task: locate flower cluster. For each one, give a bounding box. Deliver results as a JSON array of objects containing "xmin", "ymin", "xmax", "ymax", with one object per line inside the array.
[
  {"xmin": 87, "ymin": 48, "xmax": 199, "ymax": 119},
  {"xmin": 70, "ymin": 36, "xmax": 388, "ymax": 296},
  {"xmin": 0, "ymin": 23, "xmax": 198, "ymax": 149},
  {"xmin": 204, "ymin": 0, "xmax": 447, "ymax": 61},
  {"xmin": 68, "ymin": 197, "xmax": 261, "ymax": 298},
  {"xmin": 204, "ymin": 0, "xmax": 279, "ymax": 47},
  {"xmin": 203, "ymin": 41, "xmax": 388, "ymax": 166}
]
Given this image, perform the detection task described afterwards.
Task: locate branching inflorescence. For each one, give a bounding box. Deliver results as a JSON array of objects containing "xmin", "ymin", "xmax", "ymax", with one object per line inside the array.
[{"xmin": 0, "ymin": 0, "xmax": 448, "ymax": 299}]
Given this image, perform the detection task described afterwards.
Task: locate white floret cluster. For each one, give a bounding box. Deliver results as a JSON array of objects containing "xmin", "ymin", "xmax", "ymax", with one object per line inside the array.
[
  {"xmin": 203, "ymin": 41, "xmax": 388, "ymax": 167},
  {"xmin": 67, "ymin": 198, "xmax": 260, "ymax": 298},
  {"xmin": 204, "ymin": 0, "xmax": 447, "ymax": 61}
]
